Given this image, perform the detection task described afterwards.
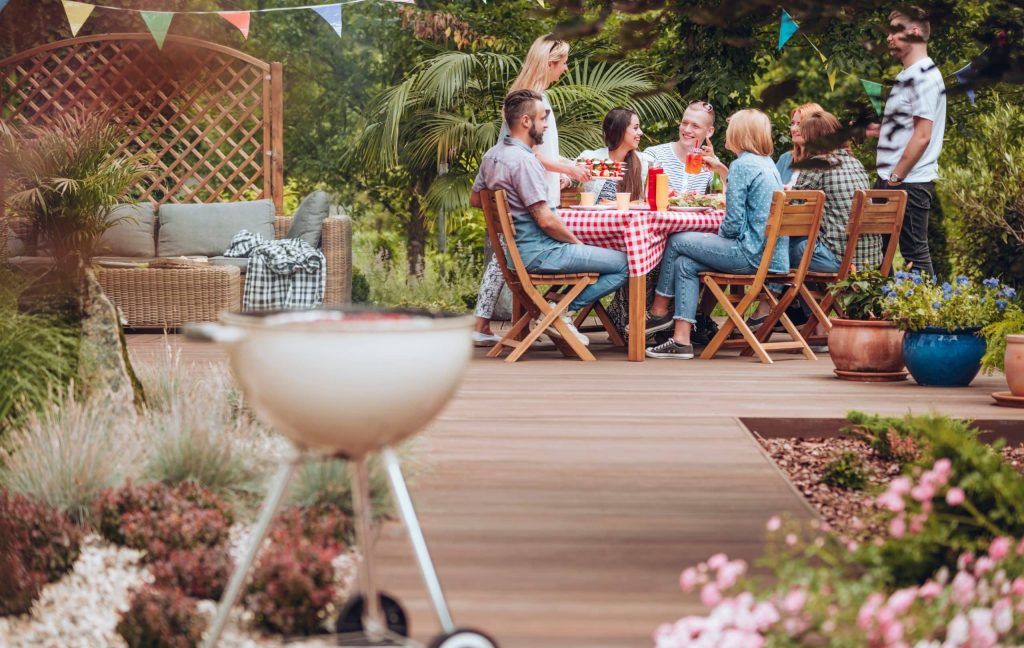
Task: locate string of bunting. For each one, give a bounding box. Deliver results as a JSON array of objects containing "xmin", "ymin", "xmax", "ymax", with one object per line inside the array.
[
  {"xmin": 778, "ymin": 8, "xmax": 976, "ymax": 114},
  {"xmin": 47, "ymin": 0, "xmax": 414, "ymax": 48}
]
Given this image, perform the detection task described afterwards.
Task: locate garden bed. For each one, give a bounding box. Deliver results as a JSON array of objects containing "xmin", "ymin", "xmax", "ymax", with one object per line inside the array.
[{"xmin": 745, "ymin": 417, "xmax": 1024, "ymax": 542}]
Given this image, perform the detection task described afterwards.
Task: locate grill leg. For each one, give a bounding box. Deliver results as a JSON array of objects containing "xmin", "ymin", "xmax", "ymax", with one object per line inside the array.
[
  {"xmin": 203, "ymin": 451, "xmax": 301, "ymax": 648},
  {"xmin": 382, "ymin": 447, "xmax": 456, "ymax": 634},
  {"xmin": 352, "ymin": 456, "xmax": 386, "ymax": 641}
]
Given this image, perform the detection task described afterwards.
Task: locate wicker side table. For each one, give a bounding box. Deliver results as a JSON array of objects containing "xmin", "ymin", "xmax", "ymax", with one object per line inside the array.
[{"xmin": 97, "ymin": 265, "xmax": 242, "ymax": 329}]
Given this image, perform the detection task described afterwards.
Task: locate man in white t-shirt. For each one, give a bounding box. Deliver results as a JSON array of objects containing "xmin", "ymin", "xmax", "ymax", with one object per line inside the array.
[{"xmin": 870, "ymin": 5, "xmax": 946, "ymax": 276}]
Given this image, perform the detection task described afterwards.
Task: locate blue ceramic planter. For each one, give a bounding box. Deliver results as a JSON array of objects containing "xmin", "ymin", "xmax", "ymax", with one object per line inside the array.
[{"xmin": 902, "ymin": 327, "xmax": 985, "ymax": 387}]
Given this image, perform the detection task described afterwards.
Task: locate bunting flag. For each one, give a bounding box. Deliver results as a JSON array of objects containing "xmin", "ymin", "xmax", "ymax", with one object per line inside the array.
[
  {"xmin": 313, "ymin": 4, "xmax": 342, "ymax": 37},
  {"xmin": 817, "ymin": 50, "xmax": 837, "ymax": 91},
  {"xmin": 0, "ymin": 1, "xmax": 9, "ymax": 14},
  {"xmin": 954, "ymin": 63, "xmax": 976, "ymax": 105},
  {"xmin": 61, "ymin": 0, "xmax": 95, "ymax": 37},
  {"xmin": 860, "ymin": 79, "xmax": 884, "ymax": 116},
  {"xmin": 140, "ymin": 11, "xmax": 174, "ymax": 49},
  {"xmin": 778, "ymin": 9, "xmax": 798, "ymax": 51},
  {"xmin": 218, "ymin": 11, "xmax": 251, "ymax": 39}
]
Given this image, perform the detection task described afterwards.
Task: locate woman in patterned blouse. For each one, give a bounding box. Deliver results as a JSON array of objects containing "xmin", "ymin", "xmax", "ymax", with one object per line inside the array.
[
  {"xmin": 578, "ymin": 108, "xmax": 652, "ymax": 202},
  {"xmin": 644, "ymin": 109, "xmax": 785, "ymax": 359}
]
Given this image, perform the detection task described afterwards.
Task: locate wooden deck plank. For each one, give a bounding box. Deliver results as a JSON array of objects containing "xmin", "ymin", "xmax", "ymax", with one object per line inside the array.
[{"xmin": 126, "ymin": 333, "xmax": 1023, "ymax": 648}]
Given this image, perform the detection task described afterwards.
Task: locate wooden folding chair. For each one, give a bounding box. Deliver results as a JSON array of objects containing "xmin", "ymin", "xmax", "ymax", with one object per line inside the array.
[
  {"xmin": 700, "ymin": 190, "xmax": 826, "ymax": 364},
  {"xmin": 479, "ymin": 189, "xmax": 605, "ymax": 362},
  {"xmin": 797, "ymin": 189, "xmax": 907, "ymax": 343}
]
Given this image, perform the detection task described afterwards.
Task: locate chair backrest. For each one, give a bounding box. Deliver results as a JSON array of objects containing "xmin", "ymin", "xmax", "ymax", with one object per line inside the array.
[
  {"xmin": 749, "ymin": 190, "xmax": 826, "ymax": 289},
  {"xmin": 841, "ymin": 189, "xmax": 907, "ymax": 276},
  {"xmin": 479, "ymin": 189, "xmax": 524, "ymax": 293}
]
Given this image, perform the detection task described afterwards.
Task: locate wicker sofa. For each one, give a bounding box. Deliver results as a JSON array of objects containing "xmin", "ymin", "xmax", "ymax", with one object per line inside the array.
[{"xmin": 4, "ymin": 200, "xmax": 352, "ymax": 329}]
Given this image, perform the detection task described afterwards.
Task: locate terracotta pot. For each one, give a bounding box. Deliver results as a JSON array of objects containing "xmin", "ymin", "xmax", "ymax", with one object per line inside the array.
[
  {"xmin": 1006, "ymin": 334, "xmax": 1024, "ymax": 396},
  {"xmin": 828, "ymin": 318, "xmax": 906, "ymax": 380}
]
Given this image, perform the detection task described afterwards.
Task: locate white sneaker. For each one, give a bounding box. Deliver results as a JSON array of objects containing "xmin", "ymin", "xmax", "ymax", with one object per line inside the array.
[
  {"xmin": 471, "ymin": 331, "xmax": 502, "ymax": 347},
  {"xmin": 547, "ymin": 302, "xmax": 589, "ymax": 347}
]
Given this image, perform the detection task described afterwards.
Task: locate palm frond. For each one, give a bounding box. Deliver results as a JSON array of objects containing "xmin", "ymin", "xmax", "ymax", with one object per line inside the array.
[{"xmin": 422, "ymin": 172, "xmax": 474, "ymax": 215}]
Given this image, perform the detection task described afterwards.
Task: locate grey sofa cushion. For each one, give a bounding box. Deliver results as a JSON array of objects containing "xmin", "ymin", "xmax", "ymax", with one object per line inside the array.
[
  {"xmin": 209, "ymin": 256, "xmax": 249, "ymax": 273},
  {"xmin": 97, "ymin": 203, "xmax": 157, "ymax": 257},
  {"xmin": 286, "ymin": 191, "xmax": 331, "ymax": 248},
  {"xmin": 4, "ymin": 219, "xmax": 30, "ymax": 256},
  {"xmin": 157, "ymin": 200, "xmax": 275, "ymax": 257}
]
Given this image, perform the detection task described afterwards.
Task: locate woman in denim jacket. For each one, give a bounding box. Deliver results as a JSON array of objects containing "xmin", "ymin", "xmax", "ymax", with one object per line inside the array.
[{"xmin": 644, "ymin": 109, "xmax": 785, "ymax": 359}]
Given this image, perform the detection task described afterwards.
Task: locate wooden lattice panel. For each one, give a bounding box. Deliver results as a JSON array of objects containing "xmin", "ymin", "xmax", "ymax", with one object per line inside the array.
[{"xmin": 0, "ymin": 33, "xmax": 283, "ymax": 212}]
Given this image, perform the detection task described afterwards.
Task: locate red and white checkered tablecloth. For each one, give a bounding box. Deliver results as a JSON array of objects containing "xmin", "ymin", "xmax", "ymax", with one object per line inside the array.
[{"xmin": 561, "ymin": 208, "xmax": 726, "ymax": 277}]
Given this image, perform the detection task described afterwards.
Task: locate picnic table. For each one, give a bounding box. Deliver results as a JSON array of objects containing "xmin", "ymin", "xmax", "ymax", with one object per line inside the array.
[{"xmin": 560, "ymin": 207, "xmax": 726, "ymax": 361}]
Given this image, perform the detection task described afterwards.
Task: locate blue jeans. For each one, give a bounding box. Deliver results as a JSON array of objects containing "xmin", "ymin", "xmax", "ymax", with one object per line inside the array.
[
  {"xmin": 527, "ymin": 243, "xmax": 629, "ymax": 312},
  {"xmin": 655, "ymin": 232, "xmax": 758, "ymax": 323},
  {"xmin": 790, "ymin": 237, "xmax": 841, "ymax": 273}
]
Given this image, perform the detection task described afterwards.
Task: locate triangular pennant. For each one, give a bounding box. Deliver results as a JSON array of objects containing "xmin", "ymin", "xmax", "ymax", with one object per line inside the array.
[
  {"xmin": 140, "ymin": 11, "xmax": 174, "ymax": 49},
  {"xmin": 218, "ymin": 11, "xmax": 251, "ymax": 39},
  {"xmin": 0, "ymin": 1, "xmax": 10, "ymax": 14},
  {"xmin": 818, "ymin": 51, "xmax": 837, "ymax": 91},
  {"xmin": 954, "ymin": 62, "xmax": 976, "ymax": 105},
  {"xmin": 61, "ymin": 1, "xmax": 95, "ymax": 37},
  {"xmin": 313, "ymin": 4, "xmax": 342, "ymax": 37},
  {"xmin": 860, "ymin": 79, "xmax": 884, "ymax": 116},
  {"xmin": 778, "ymin": 9, "xmax": 798, "ymax": 51}
]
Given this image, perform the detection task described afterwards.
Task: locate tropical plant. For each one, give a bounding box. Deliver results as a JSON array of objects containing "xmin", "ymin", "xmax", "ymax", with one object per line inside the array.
[
  {"xmin": 0, "ymin": 114, "xmax": 151, "ymax": 279},
  {"xmin": 883, "ymin": 272, "xmax": 1016, "ymax": 332},
  {"xmin": 828, "ymin": 269, "xmax": 890, "ymax": 320},
  {"xmin": 0, "ymin": 388, "xmax": 142, "ymax": 524},
  {"xmin": 981, "ymin": 304, "xmax": 1024, "ymax": 374},
  {"xmin": 353, "ymin": 49, "xmax": 682, "ymax": 274}
]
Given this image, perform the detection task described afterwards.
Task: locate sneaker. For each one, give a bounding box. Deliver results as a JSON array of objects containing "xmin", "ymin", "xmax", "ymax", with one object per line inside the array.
[
  {"xmin": 645, "ymin": 338, "xmax": 695, "ymax": 359},
  {"xmin": 471, "ymin": 331, "xmax": 502, "ymax": 347},
  {"xmin": 645, "ymin": 312, "xmax": 674, "ymax": 335},
  {"xmin": 692, "ymin": 313, "xmax": 719, "ymax": 346},
  {"xmin": 547, "ymin": 303, "xmax": 590, "ymax": 347}
]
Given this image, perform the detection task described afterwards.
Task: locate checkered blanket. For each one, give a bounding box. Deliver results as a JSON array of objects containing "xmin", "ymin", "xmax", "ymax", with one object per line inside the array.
[
  {"xmin": 560, "ymin": 208, "xmax": 726, "ymax": 277},
  {"xmin": 224, "ymin": 230, "xmax": 326, "ymax": 311}
]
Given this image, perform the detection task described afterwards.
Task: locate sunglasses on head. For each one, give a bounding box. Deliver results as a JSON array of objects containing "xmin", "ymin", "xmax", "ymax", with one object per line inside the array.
[{"xmin": 689, "ymin": 101, "xmax": 714, "ymax": 114}]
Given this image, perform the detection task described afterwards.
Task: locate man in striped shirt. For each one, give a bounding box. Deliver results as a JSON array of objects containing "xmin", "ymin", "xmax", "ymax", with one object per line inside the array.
[{"xmin": 644, "ymin": 101, "xmax": 726, "ymax": 195}]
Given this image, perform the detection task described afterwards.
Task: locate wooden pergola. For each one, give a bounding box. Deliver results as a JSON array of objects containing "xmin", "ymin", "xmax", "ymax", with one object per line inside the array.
[{"xmin": 0, "ymin": 33, "xmax": 284, "ymax": 213}]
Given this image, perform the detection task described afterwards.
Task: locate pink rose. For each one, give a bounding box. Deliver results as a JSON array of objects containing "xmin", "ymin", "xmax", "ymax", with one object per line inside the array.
[
  {"xmin": 974, "ymin": 556, "xmax": 995, "ymax": 576},
  {"xmin": 701, "ymin": 582, "xmax": 722, "ymax": 607},
  {"xmin": 911, "ymin": 483, "xmax": 935, "ymax": 502},
  {"xmin": 886, "ymin": 587, "xmax": 918, "ymax": 615},
  {"xmin": 708, "ymin": 553, "xmax": 729, "ymax": 570},
  {"xmin": 785, "ymin": 533, "xmax": 798, "ymax": 546},
  {"xmin": 680, "ymin": 567, "xmax": 701, "ymax": 592},
  {"xmin": 890, "ymin": 516, "xmax": 907, "ymax": 539},
  {"xmin": 766, "ymin": 516, "xmax": 782, "ymax": 531},
  {"xmin": 919, "ymin": 580, "xmax": 942, "ymax": 599},
  {"xmin": 933, "ymin": 458, "xmax": 952, "ymax": 478},
  {"xmin": 877, "ymin": 491, "xmax": 906, "ymax": 513},
  {"xmin": 890, "ymin": 476, "xmax": 913, "ymax": 495},
  {"xmin": 781, "ymin": 589, "xmax": 807, "ymax": 614},
  {"xmin": 946, "ymin": 487, "xmax": 966, "ymax": 506}
]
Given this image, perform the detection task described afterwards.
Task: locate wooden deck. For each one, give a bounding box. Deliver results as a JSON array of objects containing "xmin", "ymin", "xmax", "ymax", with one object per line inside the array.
[{"xmin": 127, "ymin": 333, "xmax": 1024, "ymax": 648}]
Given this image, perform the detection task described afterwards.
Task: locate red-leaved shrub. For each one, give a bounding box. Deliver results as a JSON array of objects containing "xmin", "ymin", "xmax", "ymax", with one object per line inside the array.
[
  {"xmin": 274, "ymin": 503, "xmax": 353, "ymax": 546},
  {"xmin": 150, "ymin": 545, "xmax": 233, "ymax": 600},
  {"xmin": 117, "ymin": 585, "xmax": 207, "ymax": 648},
  {"xmin": 243, "ymin": 525, "xmax": 343, "ymax": 635},
  {"xmin": 94, "ymin": 480, "xmax": 233, "ymax": 561},
  {"xmin": 0, "ymin": 489, "xmax": 83, "ymax": 615}
]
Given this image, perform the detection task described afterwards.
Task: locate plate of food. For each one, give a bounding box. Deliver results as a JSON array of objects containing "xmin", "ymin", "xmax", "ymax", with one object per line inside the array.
[{"xmin": 668, "ymin": 192, "xmax": 726, "ymax": 211}]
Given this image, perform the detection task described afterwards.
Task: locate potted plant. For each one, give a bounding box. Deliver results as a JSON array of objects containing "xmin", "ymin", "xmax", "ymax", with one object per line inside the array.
[
  {"xmin": 884, "ymin": 273, "xmax": 1014, "ymax": 387},
  {"xmin": 980, "ymin": 302, "xmax": 1024, "ymax": 403},
  {"xmin": 827, "ymin": 269, "xmax": 907, "ymax": 381}
]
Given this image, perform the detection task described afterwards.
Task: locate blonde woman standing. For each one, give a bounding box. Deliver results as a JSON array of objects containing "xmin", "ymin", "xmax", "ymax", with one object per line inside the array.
[{"xmin": 472, "ymin": 34, "xmax": 591, "ymax": 346}]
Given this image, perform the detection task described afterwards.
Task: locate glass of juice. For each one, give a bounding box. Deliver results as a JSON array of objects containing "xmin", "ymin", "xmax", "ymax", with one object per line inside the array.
[{"xmin": 685, "ymin": 149, "xmax": 703, "ymax": 174}]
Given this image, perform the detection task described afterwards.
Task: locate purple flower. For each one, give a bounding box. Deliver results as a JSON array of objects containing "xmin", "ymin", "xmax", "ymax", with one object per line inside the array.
[
  {"xmin": 1003, "ymin": 287, "xmax": 1017, "ymax": 299},
  {"xmin": 956, "ymin": 276, "xmax": 970, "ymax": 286},
  {"xmin": 997, "ymin": 299, "xmax": 1008, "ymax": 310},
  {"xmin": 983, "ymin": 278, "xmax": 999, "ymax": 288},
  {"xmin": 932, "ymin": 301, "xmax": 942, "ymax": 309},
  {"xmin": 911, "ymin": 274, "xmax": 923, "ymax": 285},
  {"xmin": 905, "ymin": 288, "xmax": 915, "ymax": 297}
]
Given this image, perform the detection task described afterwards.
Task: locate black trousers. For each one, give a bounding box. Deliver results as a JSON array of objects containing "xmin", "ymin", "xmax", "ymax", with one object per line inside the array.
[{"xmin": 875, "ymin": 178, "xmax": 935, "ymax": 277}]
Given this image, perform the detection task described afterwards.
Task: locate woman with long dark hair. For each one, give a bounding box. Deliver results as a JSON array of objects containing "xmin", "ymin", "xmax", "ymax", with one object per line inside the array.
[{"xmin": 578, "ymin": 107, "xmax": 651, "ymax": 202}]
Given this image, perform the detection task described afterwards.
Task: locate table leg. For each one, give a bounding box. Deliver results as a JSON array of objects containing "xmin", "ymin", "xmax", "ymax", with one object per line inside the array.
[{"xmin": 628, "ymin": 274, "xmax": 646, "ymax": 362}]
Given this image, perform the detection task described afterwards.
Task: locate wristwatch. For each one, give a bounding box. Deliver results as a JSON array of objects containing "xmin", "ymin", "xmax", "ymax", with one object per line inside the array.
[{"xmin": 888, "ymin": 173, "xmax": 903, "ymax": 184}]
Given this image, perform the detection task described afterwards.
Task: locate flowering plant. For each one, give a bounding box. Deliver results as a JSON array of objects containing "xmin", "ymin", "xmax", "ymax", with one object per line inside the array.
[{"xmin": 883, "ymin": 272, "xmax": 1016, "ymax": 332}]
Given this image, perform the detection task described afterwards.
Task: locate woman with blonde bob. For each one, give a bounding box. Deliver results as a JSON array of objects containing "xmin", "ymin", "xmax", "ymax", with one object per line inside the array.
[
  {"xmin": 776, "ymin": 102, "xmax": 824, "ymax": 185},
  {"xmin": 471, "ymin": 33, "xmax": 591, "ymax": 346},
  {"xmin": 644, "ymin": 109, "xmax": 785, "ymax": 359}
]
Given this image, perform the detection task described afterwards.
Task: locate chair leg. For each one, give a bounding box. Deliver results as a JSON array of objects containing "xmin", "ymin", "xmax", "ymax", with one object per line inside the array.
[
  {"xmin": 546, "ymin": 282, "xmax": 596, "ymax": 361},
  {"xmin": 592, "ymin": 302, "xmax": 626, "ymax": 347},
  {"xmin": 798, "ymin": 284, "xmax": 832, "ymax": 340},
  {"xmin": 700, "ymin": 279, "xmax": 772, "ymax": 364},
  {"xmin": 775, "ymin": 308, "xmax": 818, "ymax": 360},
  {"xmin": 505, "ymin": 308, "xmax": 560, "ymax": 363},
  {"xmin": 488, "ymin": 312, "xmax": 533, "ymax": 358}
]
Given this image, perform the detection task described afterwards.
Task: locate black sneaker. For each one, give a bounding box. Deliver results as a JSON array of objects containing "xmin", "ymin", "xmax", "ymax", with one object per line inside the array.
[
  {"xmin": 692, "ymin": 313, "xmax": 719, "ymax": 345},
  {"xmin": 645, "ymin": 338, "xmax": 695, "ymax": 359},
  {"xmin": 645, "ymin": 312, "xmax": 674, "ymax": 335}
]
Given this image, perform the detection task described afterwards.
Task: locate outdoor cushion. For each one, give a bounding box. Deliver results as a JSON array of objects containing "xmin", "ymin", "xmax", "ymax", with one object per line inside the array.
[
  {"xmin": 96, "ymin": 203, "xmax": 157, "ymax": 257},
  {"xmin": 209, "ymin": 256, "xmax": 249, "ymax": 273},
  {"xmin": 286, "ymin": 190, "xmax": 331, "ymax": 248},
  {"xmin": 4, "ymin": 219, "xmax": 30, "ymax": 256},
  {"xmin": 157, "ymin": 199, "xmax": 275, "ymax": 257}
]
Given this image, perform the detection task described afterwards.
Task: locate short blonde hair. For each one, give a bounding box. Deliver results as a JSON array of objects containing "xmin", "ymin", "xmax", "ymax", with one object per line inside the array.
[
  {"xmin": 725, "ymin": 109, "xmax": 773, "ymax": 157},
  {"xmin": 509, "ymin": 34, "xmax": 570, "ymax": 94}
]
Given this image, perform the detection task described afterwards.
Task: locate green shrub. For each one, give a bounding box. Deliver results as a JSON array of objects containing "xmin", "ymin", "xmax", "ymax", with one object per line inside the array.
[
  {"xmin": 0, "ymin": 389, "xmax": 141, "ymax": 523},
  {"xmin": 0, "ymin": 302, "xmax": 79, "ymax": 437},
  {"xmin": 117, "ymin": 586, "xmax": 207, "ymax": 648},
  {"xmin": 289, "ymin": 455, "xmax": 395, "ymax": 522},
  {"xmin": 981, "ymin": 304, "xmax": 1024, "ymax": 373},
  {"xmin": 351, "ymin": 268, "xmax": 371, "ymax": 304},
  {"xmin": 820, "ymin": 451, "xmax": 868, "ymax": 490},
  {"xmin": 940, "ymin": 96, "xmax": 1024, "ymax": 289},
  {"xmin": 844, "ymin": 411, "xmax": 921, "ymax": 463}
]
